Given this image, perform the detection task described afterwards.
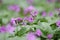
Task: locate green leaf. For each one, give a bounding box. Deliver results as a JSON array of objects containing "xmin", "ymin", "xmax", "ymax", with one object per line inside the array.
[
  {"xmin": 50, "ymin": 23, "xmax": 57, "ymax": 30},
  {"xmin": 40, "ymin": 18, "xmax": 48, "ymax": 22},
  {"xmin": 15, "ymin": 27, "xmax": 27, "ymax": 37},
  {"xmin": 0, "ymin": 18, "xmax": 3, "ymax": 26}
]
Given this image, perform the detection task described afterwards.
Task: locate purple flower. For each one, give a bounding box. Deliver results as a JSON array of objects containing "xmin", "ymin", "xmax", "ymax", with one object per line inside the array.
[
  {"xmin": 42, "ymin": 11, "xmax": 46, "ymax": 17},
  {"xmin": 47, "ymin": 0, "xmax": 55, "ymax": 2},
  {"xmin": 24, "ymin": 6, "xmax": 34, "ymax": 14},
  {"xmin": 35, "ymin": 29, "xmax": 42, "ymax": 36},
  {"xmin": 27, "ymin": 32, "xmax": 36, "ymax": 40},
  {"xmin": 6, "ymin": 24, "xmax": 15, "ymax": 34},
  {"xmin": 56, "ymin": 20, "xmax": 60, "ymax": 27},
  {"xmin": 15, "ymin": 17, "xmax": 22, "ymax": 22},
  {"xmin": 31, "ymin": 10, "xmax": 38, "ymax": 16},
  {"xmin": 8, "ymin": 5, "xmax": 20, "ymax": 12},
  {"xmin": 10, "ymin": 18, "xmax": 16, "ymax": 25},
  {"xmin": 0, "ymin": 26, "xmax": 6, "ymax": 33},
  {"xmin": 27, "ymin": 16, "xmax": 34, "ymax": 22},
  {"xmin": 23, "ymin": 17, "xmax": 28, "ymax": 21},
  {"xmin": 10, "ymin": 17, "xmax": 22, "ymax": 25},
  {"xmin": 47, "ymin": 34, "xmax": 53, "ymax": 39},
  {"xmin": 24, "ymin": 8, "xmax": 29, "ymax": 14},
  {"xmin": 28, "ymin": 6, "xmax": 34, "ymax": 11},
  {"xmin": 26, "ymin": 0, "xmax": 34, "ymax": 5},
  {"xmin": 49, "ymin": 12, "xmax": 53, "ymax": 17}
]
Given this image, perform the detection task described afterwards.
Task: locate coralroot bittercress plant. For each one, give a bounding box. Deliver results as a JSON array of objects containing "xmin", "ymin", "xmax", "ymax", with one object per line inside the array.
[{"xmin": 0, "ymin": 0, "xmax": 60, "ymax": 40}]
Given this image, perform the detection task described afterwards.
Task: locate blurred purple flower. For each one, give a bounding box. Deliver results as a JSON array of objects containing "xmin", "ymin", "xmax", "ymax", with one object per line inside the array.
[
  {"xmin": 35, "ymin": 29, "xmax": 42, "ymax": 36},
  {"xmin": 42, "ymin": 11, "xmax": 46, "ymax": 17},
  {"xmin": 6, "ymin": 24, "xmax": 15, "ymax": 34},
  {"xmin": 8, "ymin": 5, "xmax": 20, "ymax": 12},
  {"xmin": 23, "ymin": 17, "xmax": 28, "ymax": 21},
  {"xmin": 47, "ymin": 0, "xmax": 55, "ymax": 2},
  {"xmin": 49, "ymin": 12, "xmax": 53, "ymax": 17},
  {"xmin": 31, "ymin": 10, "xmax": 38, "ymax": 16},
  {"xmin": 27, "ymin": 16, "xmax": 34, "ymax": 23},
  {"xmin": 28, "ymin": 6, "xmax": 34, "ymax": 11},
  {"xmin": 10, "ymin": 17, "xmax": 22, "ymax": 25},
  {"xmin": 47, "ymin": 34, "xmax": 53, "ymax": 39},
  {"xmin": 27, "ymin": 32, "xmax": 36, "ymax": 40},
  {"xmin": 26, "ymin": 0, "xmax": 34, "ymax": 5},
  {"xmin": 56, "ymin": 20, "xmax": 60, "ymax": 27},
  {"xmin": 10, "ymin": 18, "xmax": 16, "ymax": 25},
  {"xmin": 24, "ymin": 6, "xmax": 34, "ymax": 14},
  {"xmin": 15, "ymin": 17, "xmax": 22, "ymax": 22},
  {"xmin": 0, "ymin": 26, "xmax": 6, "ymax": 33}
]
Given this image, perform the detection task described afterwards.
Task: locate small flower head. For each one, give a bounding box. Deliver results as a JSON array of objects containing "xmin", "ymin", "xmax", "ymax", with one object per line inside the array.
[
  {"xmin": 15, "ymin": 17, "xmax": 22, "ymax": 22},
  {"xmin": 24, "ymin": 6, "xmax": 34, "ymax": 14},
  {"xmin": 27, "ymin": 16, "xmax": 34, "ymax": 23},
  {"xmin": 56, "ymin": 20, "xmax": 60, "ymax": 27},
  {"xmin": 0, "ymin": 26, "xmax": 6, "ymax": 33},
  {"xmin": 10, "ymin": 18, "xmax": 16, "ymax": 25},
  {"xmin": 35, "ymin": 29, "xmax": 42, "ymax": 36},
  {"xmin": 31, "ymin": 10, "xmax": 38, "ymax": 16},
  {"xmin": 6, "ymin": 24, "xmax": 15, "ymax": 34},
  {"xmin": 49, "ymin": 12, "xmax": 53, "ymax": 17},
  {"xmin": 8, "ymin": 5, "xmax": 20, "ymax": 12},
  {"xmin": 28, "ymin": 6, "xmax": 34, "ymax": 11},
  {"xmin": 42, "ymin": 11, "xmax": 46, "ymax": 17},
  {"xmin": 47, "ymin": 34, "xmax": 53, "ymax": 39},
  {"xmin": 26, "ymin": 0, "xmax": 34, "ymax": 5},
  {"xmin": 27, "ymin": 32, "xmax": 36, "ymax": 40}
]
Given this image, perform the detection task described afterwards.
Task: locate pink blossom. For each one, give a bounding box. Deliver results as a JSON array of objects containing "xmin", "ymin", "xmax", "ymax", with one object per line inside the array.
[
  {"xmin": 35, "ymin": 29, "xmax": 42, "ymax": 36},
  {"xmin": 0, "ymin": 26, "xmax": 6, "ymax": 33},
  {"xmin": 47, "ymin": 34, "xmax": 53, "ymax": 39},
  {"xmin": 8, "ymin": 5, "xmax": 20, "ymax": 12},
  {"xmin": 31, "ymin": 10, "xmax": 38, "ymax": 16},
  {"xmin": 24, "ymin": 6, "xmax": 34, "ymax": 14},
  {"xmin": 47, "ymin": 0, "xmax": 55, "ymax": 3},
  {"xmin": 28, "ymin": 6, "xmax": 34, "ymax": 11},
  {"xmin": 6, "ymin": 24, "xmax": 15, "ymax": 34},
  {"xmin": 10, "ymin": 18, "xmax": 16, "ymax": 25},
  {"xmin": 27, "ymin": 16, "xmax": 34, "ymax": 23},
  {"xmin": 27, "ymin": 32, "xmax": 36, "ymax": 40},
  {"xmin": 26, "ymin": 0, "xmax": 34, "ymax": 5},
  {"xmin": 15, "ymin": 17, "xmax": 22, "ymax": 22},
  {"xmin": 23, "ymin": 17, "xmax": 28, "ymax": 21},
  {"xmin": 42, "ymin": 11, "xmax": 46, "ymax": 17},
  {"xmin": 49, "ymin": 12, "xmax": 53, "ymax": 17},
  {"xmin": 56, "ymin": 20, "xmax": 60, "ymax": 27}
]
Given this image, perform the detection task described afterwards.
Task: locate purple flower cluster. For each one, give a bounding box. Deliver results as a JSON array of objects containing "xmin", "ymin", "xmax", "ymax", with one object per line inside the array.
[
  {"xmin": 0, "ymin": 26, "xmax": 6, "ymax": 33},
  {"xmin": 27, "ymin": 32, "xmax": 36, "ymax": 40},
  {"xmin": 47, "ymin": 34, "xmax": 53, "ymax": 39},
  {"xmin": 41, "ymin": 11, "xmax": 53, "ymax": 17},
  {"xmin": 0, "ymin": 24, "xmax": 15, "ymax": 34},
  {"xmin": 8, "ymin": 5, "xmax": 20, "ymax": 12},
  {"xmin": 35, "ymin": 29, "xmax": 42, "ymax": 36},
  {"xmin": 26, "ymin": 0, "xmax": 34, "ymax": 5},
  {"xmin": 10, "ymin": 17, "xmax": 22, "ymax": 25},
  {"xmin": 24, "ymin": 6, "xmax": 35, "ymax": 14},
  {"xmin": 27, "ymin": 29, "xmax": 42, "ymax": 40}
]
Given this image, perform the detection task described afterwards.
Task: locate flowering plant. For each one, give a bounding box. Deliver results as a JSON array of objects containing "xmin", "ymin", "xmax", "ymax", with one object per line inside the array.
[{"xmin": 0, "ymin": 0, "xmax": 60, "ymax": 40}]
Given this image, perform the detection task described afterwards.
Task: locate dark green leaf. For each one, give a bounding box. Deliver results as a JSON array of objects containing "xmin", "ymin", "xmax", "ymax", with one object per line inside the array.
[
  {"xmin": 15, "ymin": 27, "xmax": 27, "ymax": 37},
  {"xmin": 50, "ymin": 23, "xmax": 57, "ymax": 30},
  {"xmin": 40, "ymin": 18, "xmax": 48, "ymax": 22}
]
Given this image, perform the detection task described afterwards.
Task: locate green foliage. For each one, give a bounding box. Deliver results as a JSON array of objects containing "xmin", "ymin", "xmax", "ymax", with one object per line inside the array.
[
  {"xmin": 15, "ymin": 27, "xmax": 27, "ymax": 37},
  {"xmin": 50, "ymin": 23, "xmax": 57, "ymax": 30}
]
